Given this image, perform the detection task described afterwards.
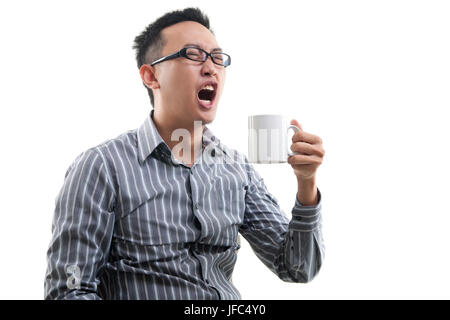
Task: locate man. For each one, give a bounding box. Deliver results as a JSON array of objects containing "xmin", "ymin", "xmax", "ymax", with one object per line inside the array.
[{"xmin": 44, "ymin": 7, "xmax": 325, "ymax": 300}]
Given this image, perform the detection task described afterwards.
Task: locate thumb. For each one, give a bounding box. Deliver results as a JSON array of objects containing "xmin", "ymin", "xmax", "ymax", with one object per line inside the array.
[{"xmin": 290, "ymin": 119, "xmax": 303, "ymax": 131}]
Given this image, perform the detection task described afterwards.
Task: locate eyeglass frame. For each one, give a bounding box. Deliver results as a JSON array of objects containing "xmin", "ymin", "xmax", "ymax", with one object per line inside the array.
[{"xmin": 150, "ymin": 46, "xmax": 231, "ymax": 67}]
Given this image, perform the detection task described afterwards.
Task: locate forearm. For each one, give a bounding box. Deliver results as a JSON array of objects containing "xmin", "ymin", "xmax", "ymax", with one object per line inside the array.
[
  {"xmin": 242, "ymin": 156, "xmax": 324, "ymax": 283},
  {"xmin": 44, "ymin": 216, "xmax": 113, "ymax": 300},
  {"xmin": 297, "ymin": 176, "xmax": 318, "ymax": 206},
  {"xmin": 44, "ymin": 149, "xmax": 115, "ymax": 300},
  {"xmin": 284, "ymin": 189, "xmax": 324, "ymax": 282}
]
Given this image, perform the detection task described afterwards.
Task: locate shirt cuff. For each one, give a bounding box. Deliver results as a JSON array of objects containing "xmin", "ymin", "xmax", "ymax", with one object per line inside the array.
[{"xmin": 290, "ymin": 188, "xmax": 322, "ymax": 232}]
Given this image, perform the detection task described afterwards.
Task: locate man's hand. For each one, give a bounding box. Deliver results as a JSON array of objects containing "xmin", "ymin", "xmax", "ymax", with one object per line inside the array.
[{"xmin": 288, "ymin": 119, "xmax": 325, "ymax": 205}]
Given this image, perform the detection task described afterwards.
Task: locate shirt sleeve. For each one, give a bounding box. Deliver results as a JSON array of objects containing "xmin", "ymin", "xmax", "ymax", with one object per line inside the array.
[
  {"xmin": 44, "ymin": 149, "xmax": 116, "ymax": 299},
  {"xmin": 239, "ymin": 159, "xmax": 324, "ymax": 283}
]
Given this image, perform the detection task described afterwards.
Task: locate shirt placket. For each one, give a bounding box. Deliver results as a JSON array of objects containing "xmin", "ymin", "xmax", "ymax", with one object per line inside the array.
[{"xmin": 188, "ymin": 163, "xmax": 222, "ymax": 298}]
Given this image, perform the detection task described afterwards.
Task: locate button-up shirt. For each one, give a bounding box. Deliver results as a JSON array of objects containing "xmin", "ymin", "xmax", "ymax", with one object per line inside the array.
[{"xmin": 44, "ymin": 110, "xmax": 324, "ymax": 300}]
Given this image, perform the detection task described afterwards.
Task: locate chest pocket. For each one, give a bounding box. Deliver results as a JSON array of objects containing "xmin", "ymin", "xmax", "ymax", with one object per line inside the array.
[
  {"xmin": 113, "ymin": 182, "xmax": 199, "ymax": 246},
  {"xmin": 212, "ymin": 175, "xmax": 247, "ymax": 228}
]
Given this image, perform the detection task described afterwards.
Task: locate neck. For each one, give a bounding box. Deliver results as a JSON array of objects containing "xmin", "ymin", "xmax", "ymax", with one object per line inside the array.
[{"xmin": 152, "ymin": 108, "xmax": 204, "ymax": 166}]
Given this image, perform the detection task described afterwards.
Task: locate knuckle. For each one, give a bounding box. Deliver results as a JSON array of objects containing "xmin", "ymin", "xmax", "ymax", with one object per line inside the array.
[
  {"xmin": 318, "ymin": 148, "xmax": 325, "ymax": 157},
  {"xmin": 310, "ymin": 144, "xmax": 319, "ymax": 155},
  {"xmin": 291, "ymin": 135, "xmax": 297, "ymax": 143}
]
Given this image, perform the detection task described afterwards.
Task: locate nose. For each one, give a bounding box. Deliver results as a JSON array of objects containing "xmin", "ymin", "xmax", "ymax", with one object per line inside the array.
[{"xmin": 201, "ymin": 55, "xmax": 218, "ymax": 77}]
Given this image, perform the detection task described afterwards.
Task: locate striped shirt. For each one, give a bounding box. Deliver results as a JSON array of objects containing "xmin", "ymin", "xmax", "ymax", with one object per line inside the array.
[{"xmin": 44, "ymin": 110, "xmax": 324, "ymax": 300}]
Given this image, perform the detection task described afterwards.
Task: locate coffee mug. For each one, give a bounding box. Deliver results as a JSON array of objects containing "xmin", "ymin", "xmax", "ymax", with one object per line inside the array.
[{"xmin": 248, "ymin": 114, "xmax": 300, "ymax": 164}]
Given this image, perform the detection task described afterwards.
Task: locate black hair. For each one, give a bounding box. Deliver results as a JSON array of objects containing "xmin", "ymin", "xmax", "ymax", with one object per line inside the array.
[{"xmin": 133, "ymin": 7, "xmax": 213, "ymax": 107}]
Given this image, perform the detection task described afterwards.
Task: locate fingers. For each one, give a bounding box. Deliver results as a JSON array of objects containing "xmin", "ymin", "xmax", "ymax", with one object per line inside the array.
[
  {"xmin": 289, "ymin": 119, "xmax": 324, "ymax": 159},
  {"xmin": 290, "ymin": 141, "xmax": 325, "ymax": 157},
  {"xmin": 288, "ymin": 154, "xmax": 323, "ymax": 165},
  {"xmin": 292, "ymin": 130, "xmax": 322, "ymax": 145},
  {"xmin": 290, "ymin": 119, "xmax": 303, "ymax": 131},
  {"xmin": 290, "ymin": 119, "xmax": 321, "ymax": 144}
]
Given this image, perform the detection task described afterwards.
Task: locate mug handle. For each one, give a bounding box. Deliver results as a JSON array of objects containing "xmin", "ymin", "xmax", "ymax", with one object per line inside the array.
[{"xmin": 287, "ymin": 125, "xmax": 300, "ymax": 157}]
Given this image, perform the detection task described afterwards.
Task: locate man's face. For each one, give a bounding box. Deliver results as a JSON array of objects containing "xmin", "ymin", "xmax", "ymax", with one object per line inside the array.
[{"xmin": 153, "ymin": 21, "xmax": 226, "ymax": 125}]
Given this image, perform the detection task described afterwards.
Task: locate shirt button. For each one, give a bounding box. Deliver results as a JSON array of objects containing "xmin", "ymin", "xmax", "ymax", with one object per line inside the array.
[{"xmin": 194, "ymin": 203, "xmax": 199, "ymax": 209}]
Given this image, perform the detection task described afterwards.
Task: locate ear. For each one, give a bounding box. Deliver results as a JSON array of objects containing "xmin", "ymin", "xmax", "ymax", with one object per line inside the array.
[{"xmin": 139, "ymin": 64, "xmax": 160, "ymax": 90}]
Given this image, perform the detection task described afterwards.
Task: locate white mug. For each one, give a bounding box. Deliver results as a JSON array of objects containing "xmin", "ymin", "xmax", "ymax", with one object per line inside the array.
[{"xmin": 248, "ymin": 114, "xmax": 300, "ymax": 164}]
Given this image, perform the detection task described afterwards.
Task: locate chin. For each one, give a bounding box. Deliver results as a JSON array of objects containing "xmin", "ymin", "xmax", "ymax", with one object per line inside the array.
[
  {"xmin": 202, "ymin": 117, "xmax": 215, "ymax": 125},
  {"xmin": 198, "ymin": 112, "xmax": 216, "ymax": 125},
  {"xmin": 193, "ymin": 103, "xmax": 218, "ymax": 124}
]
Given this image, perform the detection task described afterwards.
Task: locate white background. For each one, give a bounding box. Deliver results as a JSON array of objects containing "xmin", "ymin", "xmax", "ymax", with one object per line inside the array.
[{"xmin": 0, "ymin": 0, "xmax": 449, "ymax": 299}]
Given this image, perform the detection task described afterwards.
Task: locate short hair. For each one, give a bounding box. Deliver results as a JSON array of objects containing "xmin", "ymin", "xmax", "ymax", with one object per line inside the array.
[{"xmin": 133, "ymin": 7, "xmax": 213, "ymax": 107}]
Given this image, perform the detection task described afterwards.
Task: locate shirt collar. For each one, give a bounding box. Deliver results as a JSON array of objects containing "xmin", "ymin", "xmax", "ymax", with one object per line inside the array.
[
  {"xmin": 137, "ymin": 110, "xmax": 166, "ymax": 164},
  {"xmin": 137, "ymin": 110, "xmax": 226, "ymax": 165},
  {"xmin": 202, "ymin": 125, "xmax": 217, "ymax": 149}
]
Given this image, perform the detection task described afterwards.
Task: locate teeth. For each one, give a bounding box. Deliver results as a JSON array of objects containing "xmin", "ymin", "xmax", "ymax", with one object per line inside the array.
[{"xmin": 202, "ymin": 84, "xmax": 214, "ymax": 91}]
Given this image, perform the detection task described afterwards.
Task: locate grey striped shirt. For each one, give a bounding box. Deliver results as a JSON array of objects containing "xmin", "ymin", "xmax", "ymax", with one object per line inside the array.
[{"xmin": 44, "ymin": 110, "xmax": 324, "ymax": 300}]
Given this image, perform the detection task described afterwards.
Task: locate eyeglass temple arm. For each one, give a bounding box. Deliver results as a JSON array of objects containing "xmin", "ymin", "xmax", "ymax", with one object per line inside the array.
[{"xmin": 150, "ymin": 51, "xmax": 181, "ymax": 66}]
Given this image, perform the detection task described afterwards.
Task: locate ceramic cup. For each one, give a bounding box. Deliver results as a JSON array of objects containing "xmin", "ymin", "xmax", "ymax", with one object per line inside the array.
[{"xmin": 248, "ymin": 114, "xmax": 300, "ymax": 164}]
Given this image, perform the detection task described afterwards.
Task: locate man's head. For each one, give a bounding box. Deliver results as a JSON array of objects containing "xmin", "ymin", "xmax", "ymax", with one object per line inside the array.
[{"xmin": 133, "ymin": 8, "xmax": 227, "ymax": 126}]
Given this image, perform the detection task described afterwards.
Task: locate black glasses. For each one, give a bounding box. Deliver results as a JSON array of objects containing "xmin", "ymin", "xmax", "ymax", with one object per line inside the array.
[{"xmin": 150, "ymin": 46, "xmax": 231, "ymax": 67}]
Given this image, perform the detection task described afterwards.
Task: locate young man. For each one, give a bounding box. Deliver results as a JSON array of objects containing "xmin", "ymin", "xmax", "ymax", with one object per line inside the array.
[{"xmin": 44, "ymin": 7, "xmax": 325, "ymax": 300}]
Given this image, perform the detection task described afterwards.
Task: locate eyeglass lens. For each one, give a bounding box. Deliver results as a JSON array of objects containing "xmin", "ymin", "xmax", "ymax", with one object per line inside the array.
[{"xmin": 185, "ymin": 47, "xmax": 229, "ymax": 66}]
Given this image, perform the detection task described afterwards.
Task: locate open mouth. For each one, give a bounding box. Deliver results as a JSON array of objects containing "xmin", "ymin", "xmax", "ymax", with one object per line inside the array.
[{"xmin": 197, "ymin": 83, "xmax": 217, "ymax": 107}]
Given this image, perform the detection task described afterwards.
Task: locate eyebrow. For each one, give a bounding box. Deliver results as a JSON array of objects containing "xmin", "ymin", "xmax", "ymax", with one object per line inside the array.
[{"xmin": 183, "ymin": 43, "xmax": 223, "ymax": 52}]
